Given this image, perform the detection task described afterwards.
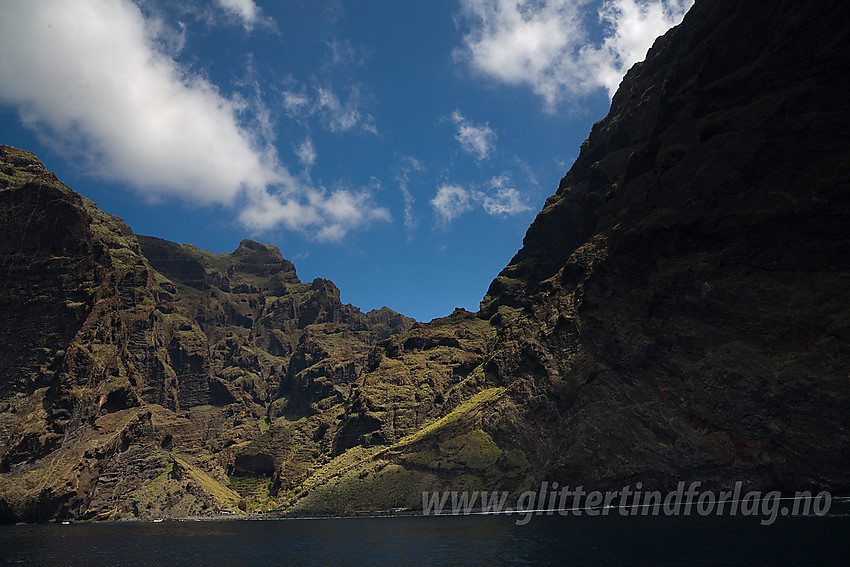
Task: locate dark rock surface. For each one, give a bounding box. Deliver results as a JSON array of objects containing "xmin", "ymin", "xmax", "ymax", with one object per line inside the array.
[{"xmin": 475, "ymin": 0, "xmax": 850, "ymax": 491}]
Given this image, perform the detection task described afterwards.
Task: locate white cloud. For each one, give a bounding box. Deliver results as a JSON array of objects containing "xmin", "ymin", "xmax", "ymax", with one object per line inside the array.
[
  {"xmin": 238, "ymin": 190, "xmax": 322, "ymax": 233},
  {"xmin": 451, "ymin": 111, "xmax": 496, "ymax": 160},
  {"xmin": 481, "ymin": 174, "xmax": 531, "ymax": 215},
  {"xmin": 241, "ymin": 185, "xmax": 391, "ymax": 242},
  {"xmin": 281, "ymin": 84, "xmax": 377, "ymax": 134},
  {"xmin": 395, "ymin": 157, "xmax": 426, "ymax": 237},
  {"xmin": 282, "ymin": 89, "xmax": 313, "ymax": 115},
  {"xmin": 0, "ymin": 0, "xmax": 280, "ymax": 204},
  {"xmin": 296, "ymin": 136, "xmax": 317, "ymax": 170},
  {"xmin": 316, "ymin": 87, "xmax": 375, "ymax": 134},
  {"xmin": 217, "ymin": 0, "xmax": 264, "ymax": 30},
  {"xmin": 0, "ymin": 0, "xmax": 386, "ymax": 243},
  {"xmin": 325, "ymin": 38, "xmax": 368, "ymax": 67},
  {"xmin": 431, "ymin": 174, "xmax": 529, "ymax": 226},
  {"xmin": 457, "ymin": 0, "xmax": 693, "ymax": 108},
  {"xmin": 431, "ymin": 185, "xmax": 474, "ymax": 226},
  {"xmin": 316, "ymin": 188, "xmax": 391, "ymax": 241}
]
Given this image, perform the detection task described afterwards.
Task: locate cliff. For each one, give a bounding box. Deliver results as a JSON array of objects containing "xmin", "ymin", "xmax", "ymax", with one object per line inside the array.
[
  {"xmin": 0, "ymin": 146, "xmax": 413, "ymax": 521},
  {"xmin": 283, "ymin": 0, "xmax": 850, "ymax": 511},
  {"xmin": 475, "ymin": 0, "xmax": 850, "ymax": 490}
]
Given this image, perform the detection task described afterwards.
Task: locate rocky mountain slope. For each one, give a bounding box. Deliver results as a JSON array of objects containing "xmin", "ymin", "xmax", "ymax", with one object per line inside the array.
[
  {"xmin": 2, "ymin": 0, "xmax": 849, "ymax": 522},
  {"xmin": 0, "ymin": 148, "xmax": 413, "ymax": 521}
]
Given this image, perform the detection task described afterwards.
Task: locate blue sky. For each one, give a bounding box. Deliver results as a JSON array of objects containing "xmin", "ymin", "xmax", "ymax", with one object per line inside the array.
[{"xmin": 0, "ymin": 0, "xmax": 691, "ymax": 322}]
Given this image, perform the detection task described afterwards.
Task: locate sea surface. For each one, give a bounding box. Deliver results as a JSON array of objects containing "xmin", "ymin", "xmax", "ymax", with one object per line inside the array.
[{"xmin": 2, "ymin": 508, "xmax": 849, "ymax": 566}]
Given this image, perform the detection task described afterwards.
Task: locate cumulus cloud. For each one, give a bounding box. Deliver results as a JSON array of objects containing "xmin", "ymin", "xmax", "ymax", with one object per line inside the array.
[
  {"xmin": 451, "ymin": 111, "xmax": 496, "ymax": 160},
  {"xmin": 238, "ymin": 190, "xmax": 322, "ymax": 233},
  {"xmin": 0, "ymin": 0, "xmax": 279, "ymax": 204},
  {"xmin": 457, "ymin": 0, "xmax": 693, "ymax": 108},
  {"xmin": 239, "ymin": 186, "xmax": 391, "ymax": 242},
  {"xmin": 431, "ymin": 174, "xmax": 530, "ymax": 226},
  {"xmin": 0, "ymin": 0, "xmax": 385, "ymax": 242},
  {"xmin": 315, "ymin": 187, "xmax": 391, "ymax": 241}
]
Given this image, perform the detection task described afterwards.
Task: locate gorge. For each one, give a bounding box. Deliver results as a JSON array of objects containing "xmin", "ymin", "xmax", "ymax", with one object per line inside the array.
[{"xmin": 1, "ymin": 0, "xmax": 849, "ymax": 523}]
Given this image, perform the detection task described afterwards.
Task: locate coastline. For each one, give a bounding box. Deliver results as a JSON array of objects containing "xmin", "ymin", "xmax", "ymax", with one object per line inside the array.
[{"xmin": 15, "ymin": 494, "xmax": 848, "ymax": 526}]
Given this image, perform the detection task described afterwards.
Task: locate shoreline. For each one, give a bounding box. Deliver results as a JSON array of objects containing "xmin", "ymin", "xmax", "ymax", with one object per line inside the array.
[{"xmin": 10, "ymin": 494, "xmax": 847, "ymax": 526}]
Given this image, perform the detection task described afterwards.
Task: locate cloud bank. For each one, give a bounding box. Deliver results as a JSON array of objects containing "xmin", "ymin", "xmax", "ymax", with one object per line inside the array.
[
  {"xmin": 0, "ymin": 0, "xmax": 386, "ymax": 242},
  {"xmin": 458, "ymin": 0, "xmax": 693, "ymax": 108}
]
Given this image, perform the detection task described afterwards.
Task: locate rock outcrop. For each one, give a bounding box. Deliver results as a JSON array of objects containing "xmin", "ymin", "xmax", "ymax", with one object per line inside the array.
[{"xmin": 2, "ymin": 0, "xmax": 849, "ymax": 521}]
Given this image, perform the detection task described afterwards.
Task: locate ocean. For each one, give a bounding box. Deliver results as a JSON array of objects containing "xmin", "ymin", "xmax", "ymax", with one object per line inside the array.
[{"xmin": 2, "ymin": 508, "xmax": 849, "ymax": 566}]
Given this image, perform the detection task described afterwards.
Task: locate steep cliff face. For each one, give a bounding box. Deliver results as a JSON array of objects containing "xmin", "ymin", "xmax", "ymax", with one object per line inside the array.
[
  {"xmin": 0, "ymin": 145, "xmax": 232, "ymax": 521},
  {"xmin": 2, "ymin": 0, "xmax": 850, "ymax": 521},
  {"xmin": 0, "ymin": 144, "xmax": 230, "ymax": 430},
  {"xmin": 474, "ymin": 0, "xmax": 850, "ymax": 490},
  {"xmin": 476, "ymin": 0, "xmax": 850, "ymax": 490}
]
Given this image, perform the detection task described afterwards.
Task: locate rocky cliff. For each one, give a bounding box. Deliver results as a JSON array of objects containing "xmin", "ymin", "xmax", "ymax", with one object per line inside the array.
[
  {"xmin": 0, "ymin": 146, "xmax": 414, "ymax": 521},
  {"xmin": 2, "ymin": 0, "xmax": 850, "ymax": 522},
  {"xmin": 474, "ymin": 0, "xmax": 850, "ymax": 491},
  {"xmin": 278, "ymin": 0, "xmax": 850, "ymax": 511}
]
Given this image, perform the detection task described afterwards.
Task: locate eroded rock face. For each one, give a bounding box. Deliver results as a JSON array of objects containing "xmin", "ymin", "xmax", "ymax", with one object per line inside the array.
[
  {"xmin": 0, "ymin": 146, "xmax": 414, "ymax": 522},
  {"xmin": 336, "ymin": 309, "xmax": 495, "ymax": 452}
]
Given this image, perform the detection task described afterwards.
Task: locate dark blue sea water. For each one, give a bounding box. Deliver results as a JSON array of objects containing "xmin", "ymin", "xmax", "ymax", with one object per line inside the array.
[{"xmin": 2, "ymin": 510, "xmax": 849, "ymax": 566}]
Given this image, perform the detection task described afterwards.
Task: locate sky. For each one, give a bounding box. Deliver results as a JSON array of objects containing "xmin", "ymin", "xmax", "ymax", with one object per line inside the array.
[{"xmin": 0, "ymin": 0, "xmax": 692, "ymax": 322}]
